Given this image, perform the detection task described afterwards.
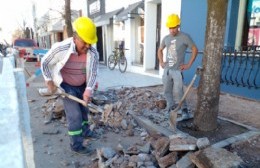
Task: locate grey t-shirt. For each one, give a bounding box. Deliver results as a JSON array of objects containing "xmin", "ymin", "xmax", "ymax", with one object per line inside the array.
[{"xmin": 160, "ymin": 32, "xmax": 195, "ymax": 70}]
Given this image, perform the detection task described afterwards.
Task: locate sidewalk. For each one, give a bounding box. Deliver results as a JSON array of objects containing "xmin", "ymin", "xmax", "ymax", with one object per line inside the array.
[
  {"xmin": 96, "ymin": 65, "xmax": 162, "ymax": 91},
  {"xmin": 24, "ymin": 63, "xmax": 163, "ymax": 90}
]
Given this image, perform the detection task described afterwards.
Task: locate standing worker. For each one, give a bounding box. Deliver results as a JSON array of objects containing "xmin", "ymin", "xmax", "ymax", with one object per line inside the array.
[
  {"xmin": 41, "ymin": 16, "xmax": 99, "ymax": 154},
  {"xmin": 157, "ymin": 14, "xmax": 198, "ymax": 119}
]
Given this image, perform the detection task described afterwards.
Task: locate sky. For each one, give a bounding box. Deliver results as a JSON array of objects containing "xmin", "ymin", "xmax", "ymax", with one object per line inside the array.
[
  {"xmin": 0, "ymin": 0, "xmax": 141, "ymax": 44},
  {"xmin": 0, "ymin": 0, "xmax": 48, "ymax": 44},
  {"xmin": 0, "ymin": 0, "xmax": 87, "ymax": 44}
]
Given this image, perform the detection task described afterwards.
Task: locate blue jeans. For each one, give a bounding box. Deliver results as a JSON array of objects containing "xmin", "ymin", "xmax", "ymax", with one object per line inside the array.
[
  {"xmin": 162, "ymin": 68, "xmax": 187, "ymax": 111},
  {"xmin": 60, "ymin": 82, "xmax": 90, "ymax": 151}
]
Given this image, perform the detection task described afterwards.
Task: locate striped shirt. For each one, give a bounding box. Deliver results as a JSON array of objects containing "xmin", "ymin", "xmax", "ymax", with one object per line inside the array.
[
  {"xmin": 41, "ymin": 37, "xmax": 99, "ymax": 90},
  {"xmin": 61, "ymin": 53, "xmax": 87, "ymax": 86}
]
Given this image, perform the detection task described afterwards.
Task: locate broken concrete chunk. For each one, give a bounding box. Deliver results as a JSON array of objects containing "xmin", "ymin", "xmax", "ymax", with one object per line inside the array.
[
  {"xmin": 115, "ymin": 101, "xmax": 122, "ymax": 110},
  {"xmin": 53, "ymin": 98, "xmax": 64, "ymax": 113},
  {"xmin": 157, "ymin": 152, "xmax": 178, "ymax": 168},
  {"xmin": 125, "ymin": 146, "xmax": 139, "ymax": 155},
  {"xmin": 140, "ymin": 131, "xmax": 148, "ymax": 137},
  {"xmin": 115, "ymin": 143, "xmax": 124, "ymax": 154},
  {"xmin": 155, "ymin": 137, "xmax": 170, "ymax": 157},
  {"xmin": 128, "ymin": 161, "xmax": 137, "ymax": 167},
  {"xmin": 125, "ymin": 129, "xmax": 134, "ymax": 136},
  {"xmin": 104, "ymin": 154, "xmax": 118, "ymax": 167},
  {"xmin": 189, "ymin": 147, "xmax": 245, "ymax": 168},
  {"xmin": 196, "ymin": 137, "xmax": 210, "ymax": 150},
  {"xmin": 101, "ymin": 147, "xmax": 117, "ymax": 159},
  {"xmin": 101, "ymin": 104, "xmax": 113, "ymax": 123},
  {"xmin": 176, "ymin": 152, "xmax": 195, "ymax": 168},
  {"xmin": 129, "ymin": 155, "xmax": 138, "ymax": 163},
  {"xmin": 137, "ymin": 142, "xmax": 151, "ymax": 154},
  {"xmin": 121, "ymin": 119, "xmax": 128, "ymax": 130},
  {"xmin": 169, "ymin": 135, "xmax": 197, "ymax": 151},
  {"xmin": 137, "ymin": 153, "xmax": 151, "ymax": 162}
]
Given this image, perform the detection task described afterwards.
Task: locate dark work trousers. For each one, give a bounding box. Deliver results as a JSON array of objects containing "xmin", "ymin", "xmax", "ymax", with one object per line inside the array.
[{"xmin": 60, "ymin": 82, "xmax": 90, "ymax": 151}]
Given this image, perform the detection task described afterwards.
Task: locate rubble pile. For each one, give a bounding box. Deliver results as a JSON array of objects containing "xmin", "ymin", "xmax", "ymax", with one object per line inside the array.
[
  {"xmin": 96, "ymin": 87, "xmax": 167, "ymax": 131},
  {"xmin": 41, "ymin": 87, "xmax": 168, "ymax": 128},
  {"xmin": 40, "ymin": 87, "xmax": 245, "ymax": 168},
  {"xmin": 41, "ymin": 96, "xmax": 65, "ymax": 124},
  {"xmin": 89, "ymin": 133, "xmax": 244, "ymax": 168}
]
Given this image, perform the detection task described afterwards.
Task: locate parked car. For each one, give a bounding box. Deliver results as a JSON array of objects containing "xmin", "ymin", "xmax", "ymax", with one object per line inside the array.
[{"xmin": 13, "ymin": 38, "xmax": 38, "ymax": 60}]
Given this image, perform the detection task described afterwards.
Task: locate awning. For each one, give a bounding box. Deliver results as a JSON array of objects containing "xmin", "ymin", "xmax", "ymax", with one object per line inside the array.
[
  {"xmin": 114, "ymin": 1, "xmax": 144, "ymax": 22},
  {"xmin": 94, "ymin": 8, "xmax": 124, "ymax": 27}
]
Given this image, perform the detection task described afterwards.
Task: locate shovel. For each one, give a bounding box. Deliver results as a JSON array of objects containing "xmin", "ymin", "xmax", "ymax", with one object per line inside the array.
[{"xmin": 169, "ymin": 66, "xmax": 203, "ymax": 132}]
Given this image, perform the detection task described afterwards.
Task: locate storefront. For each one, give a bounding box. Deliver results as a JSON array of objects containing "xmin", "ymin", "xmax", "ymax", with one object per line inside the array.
[{"xmin": 247, "ymin": 0, "xmax": 260, "ymax": 49}]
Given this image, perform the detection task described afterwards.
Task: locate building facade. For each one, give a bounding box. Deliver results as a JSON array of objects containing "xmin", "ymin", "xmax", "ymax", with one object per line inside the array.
[
  {"xmin": 87, "ymin": 0, "xmax": 259, "ymax": 99},
  {"xmin": 87, "ymin": 0, "xmax": 258, "ymax": 74},
  {"xmin": 35, "ymin": 0, "xmax": 259, "ymax": 99}
]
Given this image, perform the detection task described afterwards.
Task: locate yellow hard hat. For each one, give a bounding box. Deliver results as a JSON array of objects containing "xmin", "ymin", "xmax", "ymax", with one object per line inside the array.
[
  {"xmin": 166, "ymin": 14, "xmax": 181, "ymax": 28},
  {"xmin": 73, "ymin": 17, "xmax": 98, "ymax": 44}
]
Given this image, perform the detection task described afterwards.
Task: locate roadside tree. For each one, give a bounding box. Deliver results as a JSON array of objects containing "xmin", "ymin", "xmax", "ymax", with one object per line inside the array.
[
  {"xmin": 194, "ymin": 0, "xmax": 228, "ymax": 131},
  {"xmin": 64, "ymin": 0, "xmax": 73, "ymax": 37}
]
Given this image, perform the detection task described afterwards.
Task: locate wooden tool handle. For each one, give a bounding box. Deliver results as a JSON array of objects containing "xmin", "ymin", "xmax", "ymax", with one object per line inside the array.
[
  {"xmin": 61, "ymin": 91, "xmax": 88, "ymax": 107},
  {"xmin": 173, "ymin": 73, "xmax": 197, "ymax": 112},
  {"xmin": 59, "ymin": 90, "xmax": 104, "ymax": 113},
  {"xmin": 169, "ymin": 73, "xmax": 198, "ymax": 131}
]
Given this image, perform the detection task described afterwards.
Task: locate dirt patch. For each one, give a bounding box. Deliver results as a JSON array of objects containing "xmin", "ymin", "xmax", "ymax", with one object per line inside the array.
[{"xmin": 177, "ymin": 118, "xmax": 249, "ymax": 144}]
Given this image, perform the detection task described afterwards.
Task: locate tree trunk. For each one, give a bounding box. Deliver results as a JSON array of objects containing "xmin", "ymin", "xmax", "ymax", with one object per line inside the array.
[
  {"xmin": 65, "ymin": 0, "xmax": 73, "ymax": 37},
  {"xmin": 194, "ymin": 0, "xmax": 228, "ymax": 131}
]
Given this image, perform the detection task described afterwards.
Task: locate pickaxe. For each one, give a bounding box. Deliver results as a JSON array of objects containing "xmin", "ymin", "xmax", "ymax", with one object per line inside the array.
[{"xmin": 169, "ymin": 66, "xmax": 203, "ymax": 132}]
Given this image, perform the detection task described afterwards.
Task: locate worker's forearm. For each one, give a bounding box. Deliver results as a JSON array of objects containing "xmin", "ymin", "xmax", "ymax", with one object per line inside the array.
[
  {"xmin": 188, "ymin": 54, "xmax": 196, "ymax": 66},
  {"xmin": 157, "ymin": 51, "xmax": 163, "ymax": 64},
  {"xmin": 188, "ymin": 46, "xmax": 198, "ymax": 66}
]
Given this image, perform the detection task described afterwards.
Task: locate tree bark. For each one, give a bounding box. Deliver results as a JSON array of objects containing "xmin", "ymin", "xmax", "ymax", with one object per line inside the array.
[
  {"xmin": 194, "ymin": 0, "xmax": 228, "ymax": 131},
  {"xmin": 64, "ymin": 0, "xmax": 73, "ymax": 37}
]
